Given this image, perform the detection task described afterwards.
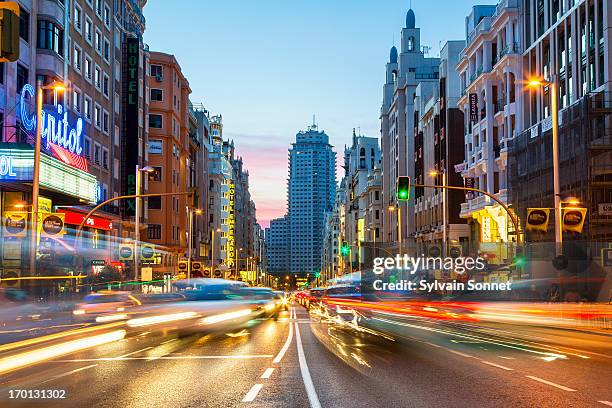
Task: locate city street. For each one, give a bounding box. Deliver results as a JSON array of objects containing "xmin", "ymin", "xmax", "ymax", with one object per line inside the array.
[{"xmin": 1, "ymin": 305, "xmax": 611, "ymax": 408}]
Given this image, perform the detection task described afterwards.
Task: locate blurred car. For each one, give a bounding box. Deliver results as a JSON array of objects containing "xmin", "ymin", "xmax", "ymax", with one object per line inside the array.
[
  {"xmin": 236, "ymin": 287, "xmax": 282, "ymax": 319},
  {"xmin": 320, "ymin": 284, "xmax": 361, "ymax": 320},
  {"xmin": 304, "ymin": 288, "xmax": 325, "ymax": 310},
  {"xmin": 294, "ymin": 291, "xmax": 308, "ymax": 306},
  {"xmin": 72, "ymin": 291, "xmax": 141, "ymax": 322},
  {"xmin": 173, "ymin": 278, "xmax": 248, "ymax": 301},
  {"xmin": 0, "ymin": 288, "xmax": 43, "ymax": 325},
  {"xmin": 274, "ymin": 291, "xmax": 289, "ymax": 311}
]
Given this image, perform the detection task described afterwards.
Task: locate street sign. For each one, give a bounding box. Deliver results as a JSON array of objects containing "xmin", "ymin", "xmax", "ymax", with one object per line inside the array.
[
  {"xmin": 119, "ymin": 245, "xmax": 133, "ymax": 260},
  {"xmin": 449, "ymin": 245, "xmax": 462, "ymax": 258},
  {"xmin": 203, "ymin": 268, "xmax": 211, "ymax": 277},
  {"xmin": 213, "ymin": 269, "xmax": 222, "ymax": 278},
  {"xmin": 192, "ymin": 261, "xmax": 202, "ymax": 271},
  {"xmin": 178, "ymin": 261, "xmax": 188, "ymax": 271},
  {"xmin": 91, "ymin": 260, "xmax": 106, "ymax": 266},
  {"xmin": 141, "ymin": 244, "xmax": 155, "ymax": 260}
]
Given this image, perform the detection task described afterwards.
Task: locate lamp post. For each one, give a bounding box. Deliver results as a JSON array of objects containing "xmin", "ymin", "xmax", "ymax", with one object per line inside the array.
[
  {"xmin": 528, "ymin": 75, "xmax": 561, "ymax": 255},
  {"xmin": 430, "ymin": 169, "xmax": 447, "ymax": 257},
  {"xmin": 29, "ymin": 80, "xmax": 66, "ymax": 278},
  {"xmin": 134, "ymin": 165, "xmax": 154, "ymax": 283},
  {"xmin": 388, "ymin": 204, "xmax": 402, "ymax": 256},
  {"xmin": 187, "ymin": 208, "xmax": 203, "ymax": 282}
]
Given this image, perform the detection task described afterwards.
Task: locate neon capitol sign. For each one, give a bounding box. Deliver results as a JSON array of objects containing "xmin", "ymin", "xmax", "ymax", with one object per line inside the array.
[{"xmin": 20, "ymin": 84, "xmax": 85, "ymax": 159}]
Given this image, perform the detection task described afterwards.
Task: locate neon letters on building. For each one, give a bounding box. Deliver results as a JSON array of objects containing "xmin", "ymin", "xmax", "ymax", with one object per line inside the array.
[{"xmin": 20, "ymin": 84, "xmax": 87, "ymax": 171}]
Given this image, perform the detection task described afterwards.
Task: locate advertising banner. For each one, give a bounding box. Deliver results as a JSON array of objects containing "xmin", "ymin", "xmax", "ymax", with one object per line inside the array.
[
  {"xmin": 526, "ymin": 208, "xmax": 550, "ymax": 232},
  {"xmin": 3, "ymin": 212, "xmax": 28, "ymax": 237},
  {"xmin": 562, "ymin": 208, "xmax": 587, "ymax": 233}
]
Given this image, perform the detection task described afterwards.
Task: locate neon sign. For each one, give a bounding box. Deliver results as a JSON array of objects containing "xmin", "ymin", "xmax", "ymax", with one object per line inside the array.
[
  {"xmin": 227, "ymin": 181, "xmax": 235, "ymax": 268},
  {"xmin": 20, "ymin": 84, "xmax": 87, "ymax": 170}
]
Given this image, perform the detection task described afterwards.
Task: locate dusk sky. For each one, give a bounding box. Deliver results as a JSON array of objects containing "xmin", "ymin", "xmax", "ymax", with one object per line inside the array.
[{"xmin": 144, "ymin": 0, "xmax": 496, "ymax": 227}]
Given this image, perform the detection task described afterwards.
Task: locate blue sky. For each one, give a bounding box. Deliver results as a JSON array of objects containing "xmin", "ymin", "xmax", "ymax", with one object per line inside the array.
[{"xmin": 143, "ymin": 0, "xmax": 496, "ymax": 226}]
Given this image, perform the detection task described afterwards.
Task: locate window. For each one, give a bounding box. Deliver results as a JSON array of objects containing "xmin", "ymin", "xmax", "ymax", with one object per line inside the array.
[
  {"xmin": 102, "ymin": 110, "xmax": 109, "ymax": 133},
  {"xmin": 73, "ymin": 44, "xmax": 82, "ymax": 71},
  {"xmin": 74, "ymin": 4, "xmax": 82, "ymax": 32},
  {"xmin": 103, "ymin": 38, "xmax": 110, "ymax": 62},
  {"xmin": 147, "ymin": 196, "xmax": 161, "ymax": 210},
  {"xmin": 114, "ymin": 125, "xmax": 120, "ymax": 146},
  {"xmin": 37, "ymin": 20, "xmax": 64, "ymax": 55},
  {"xmin": 149, "ymin": 114, "xmax": 162, "ymax": 128},
  {"xmin": 93, "ymin": 142, "xmax": 101, "ymax": 165},
  {"xmin": 85, "ymin": 16, "xmax": 93, "ymax": 43},
  {"xmin": 148, "ymin": 166, "xmax": 162, "ymax": 181},
  {"xmin": 149, "ymin": 139, "xmax": 162, "ymax": 154},
  {"xmin": 102, "ymin": 73, "xmax": 109, "ymax": 97},
  {"xmin": 84, "ymin": 95, "xmax": 92, "ymax": 121},
  {"xmin": 114, "ymin": 92, "xmax": 120, "ymax": 113},
  {"xmin": 113, "ymin": 158, "xmax": 119, "ymax": 177},
  {"xmin": 103, "ymin": 3, "xmax": 111, "ymax": 27},
  {"xmin": 150, "ymin": 64, "xmax": 163, "ymax": 79},
  {"xmin": 83, "ymin": 137, "xmax": 91, "ymax": 159},
  {"xmin": 84, "ymin": 56, "xmax": 92, "ymax": 81},
  {"xmin": 95, "ymin": 28, "xmax": 102, "ymax": 54},
  {"xmin": 95, "ymin": 0, "xmax": 102, "ymax": 17},
  {"xmin": 94, "ymin": 65, "xmax": 101, "ymax": 89},
  {"xmin": 102, "ymin": 148, "xmax": 108, "ymax": 169},
  {"xmin": 147, "ymin": 224, "xmax": 162, "ymax": 240},
  {"xmin": 72, "ymin": 87, "xmax": 81, "ymax": 113},
  {"xmin": 16, "ymin": 64, "xmax": 28, "ymax": 92},
  {"xmin": 150, "ymin": 89, "xmax": 163, "ymax": 101},
  {"xmin": 94, "ymin": 103, "xmax": 101, "ymax": 128},
  {"xmin": 19, "ymin": 7, "xmax": 29, "ymax": 42}
]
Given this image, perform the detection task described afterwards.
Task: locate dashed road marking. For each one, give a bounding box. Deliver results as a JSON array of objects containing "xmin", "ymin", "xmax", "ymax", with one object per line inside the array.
[
  {"xmin": 261, "ymin": 367, "xmax": 274, "ymax": 379},
  {"xmin": 446, "ymin": 349, "xmax": 474, "ymax": 358},
  {"xmin": 38, "ymin": 364, "xmax": 98, "ymax": 385},
  {"xmin": 118, "ymin": 347, "xmax": 153, "ymax": 358},
  {"xmin": 481, "ymin": 360, "xmax": 513, "ymax": 371},
  {"xmin": 242, "ymin": 383, "xmax": 263, "ymax": 402},
  {"xmin": 525, "ymin": 375, "xmax": 576, "ymax": 392}
]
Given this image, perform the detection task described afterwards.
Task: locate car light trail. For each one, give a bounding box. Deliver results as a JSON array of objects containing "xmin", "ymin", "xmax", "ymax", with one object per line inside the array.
[
  {"xmin": 201, "ymin": 309, "xmax": 252, "ymax": 325},
  {"xmin": 0, "ymin": 330, "xmax": 126, "ymax": 375},
  {"xmin": 126, "ymin": 312, "xmax": 198, "ymax": 327}
]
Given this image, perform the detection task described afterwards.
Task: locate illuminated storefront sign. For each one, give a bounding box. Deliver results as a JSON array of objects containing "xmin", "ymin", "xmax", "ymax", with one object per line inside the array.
[
  {"xmin": 0, "ymin": 148, "xmax": 97, "ymax": 203},
  {"xmin": 227, "ymin": 181, "xmax": 235, "ymax": 268},
  {"xmin": 19, "ymin": 84, "xmax": 87, "ymax": 171},
  {"xmin": 57, "ymin": 210, "xmax": 113, "ymax": 231}
]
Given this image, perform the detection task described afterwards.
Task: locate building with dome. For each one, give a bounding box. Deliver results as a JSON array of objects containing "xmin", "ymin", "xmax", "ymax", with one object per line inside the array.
[{"xmin": 380, "ymin": 8, "xmax": 440, "ymax": 252}]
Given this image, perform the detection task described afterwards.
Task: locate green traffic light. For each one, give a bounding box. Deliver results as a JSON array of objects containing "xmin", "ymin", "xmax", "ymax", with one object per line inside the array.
[
  {"xmin": 340, "ymin": 243, "xmax": 350, "ymax": 256},
  {"xmin": 514, "ymin": 256, "xmax": 527, "ymax": 268}
]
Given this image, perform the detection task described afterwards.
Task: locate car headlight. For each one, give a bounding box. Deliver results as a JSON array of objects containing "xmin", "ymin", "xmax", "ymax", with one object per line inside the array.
[
  {"xmin": 73, "ymin": 309, "xmax": 86, "ymax": 315},
  {"xmin": 264, "ymin": 302, "xmax": 276, "ymax": 312}
]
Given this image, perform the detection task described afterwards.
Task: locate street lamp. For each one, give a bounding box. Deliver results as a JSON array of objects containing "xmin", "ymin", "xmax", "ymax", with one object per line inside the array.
[
  {"xmin": 429, "ymin": 169, "xmax": 447, "ymax": 257},
  {"xmin": 29, "ymin": 80, "xmax": 67, "ymax": 278},
  {"xmin": 528, "ymin": 75, "xmax": 561, "ymax": 255},
  {"xmin": 187, "ymin": 208, "xmax": 203, "ymax": 282},
  {"xmin": 134, "ymin": 165, "xmax": 154, "ymax": 283}
]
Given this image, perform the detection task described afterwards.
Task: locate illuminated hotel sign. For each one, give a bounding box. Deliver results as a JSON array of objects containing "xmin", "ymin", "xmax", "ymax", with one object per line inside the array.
[
  {"xmin": 0, "ymin": 148, "xmax": 97, "ymax": 203},
  {"xmin": 227, "ymin": 181, "xmax": 235, "ymax": 268},
  {"xmin": 19, "ymin": 84, "xmax": 87, "ymax": 171}
]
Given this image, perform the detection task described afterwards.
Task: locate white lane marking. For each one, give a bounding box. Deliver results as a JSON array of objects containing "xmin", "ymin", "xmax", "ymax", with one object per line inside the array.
[
  {"xmin": 446, "ymin": 349, "xmax": 474, "ymax": 358},
  {"xmin": 295, "ymin": 321, "xmax": 322, "ymax": 408},
  {"xmin": 160, "ymin": 338, "xmax": 177, "ymax": 345},
  {"xmin": 480, "ymin": 360, "xmax": 514, "ymax": 371},
  {"xmin": 273, "ymin": 310, "xmax": 294, "ymax": 364},
  {"xmin": 242, "ymin": 384, "xmax": 263, "ymax": 402},
  {"xmin": 424, "ymin": 341, "xmax": 442, "ymax": 348},
  {"xmin": 598, "ymin": 401, "xmax": 612, "ymax": 406},
  {"xmin": 51, "ymin": 355, "xmax": 274, "ymax": 362},
  {"xmin": 261, "ymin": 367, "xmax": 274, "ymax": 379},
  {"xmin": 525, "ymin": 375, "xmax": 576, "ymax": 392},
  {"xmin": 118, "ymin": 346, "xmax": 153, "ymax": 358},
  {"xmin": 38, "ymin": 364, "xmax": 98, "ymax": 385},
  {"xmin": 498, "ymin": 356, "xmax": 515, "ymax": 360}
]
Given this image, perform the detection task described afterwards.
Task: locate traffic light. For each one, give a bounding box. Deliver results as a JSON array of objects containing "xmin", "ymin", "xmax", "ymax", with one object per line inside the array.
[
  {"xmin": 0, "ymin": 2, "xmax": 20, "ymax": 62},
  {"xmin": 340, "ymin": 241, "xmax": 350, "ymax": 257},
  {"xmin": 315, "ymin": 271, "xmax": 321, "ymax": 279},
  {"xmin": 397, "ymin": 176, "xmax": 410, "ymax": 201},
  {"xmin": 514, "ymin": 255, "xmax": 527, "ymax": 268}
]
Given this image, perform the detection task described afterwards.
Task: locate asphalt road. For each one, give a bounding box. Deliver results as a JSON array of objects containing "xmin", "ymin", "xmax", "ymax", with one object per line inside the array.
[{"xmin": 0, "ymin": 305, "xmax": 611, "ymax": 408}]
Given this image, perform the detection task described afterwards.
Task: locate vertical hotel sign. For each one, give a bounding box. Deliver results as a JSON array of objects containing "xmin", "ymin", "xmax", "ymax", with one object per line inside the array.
[
  {"xmin": 469, "ymin": 93, "xmax": 478, "ymax": 123},
  {"xmin": 227, "ymin": 181, "xmax": 235, "ymax": 268},
  {"xmin": 122, "ymin": 36, "xmax": 141, "ymax": 215}
]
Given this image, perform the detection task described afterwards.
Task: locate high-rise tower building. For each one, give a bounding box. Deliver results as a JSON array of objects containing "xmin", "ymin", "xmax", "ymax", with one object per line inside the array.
[{"xmin": 287, "ymin": 124, "xmax": 336, "ymax": 275}]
